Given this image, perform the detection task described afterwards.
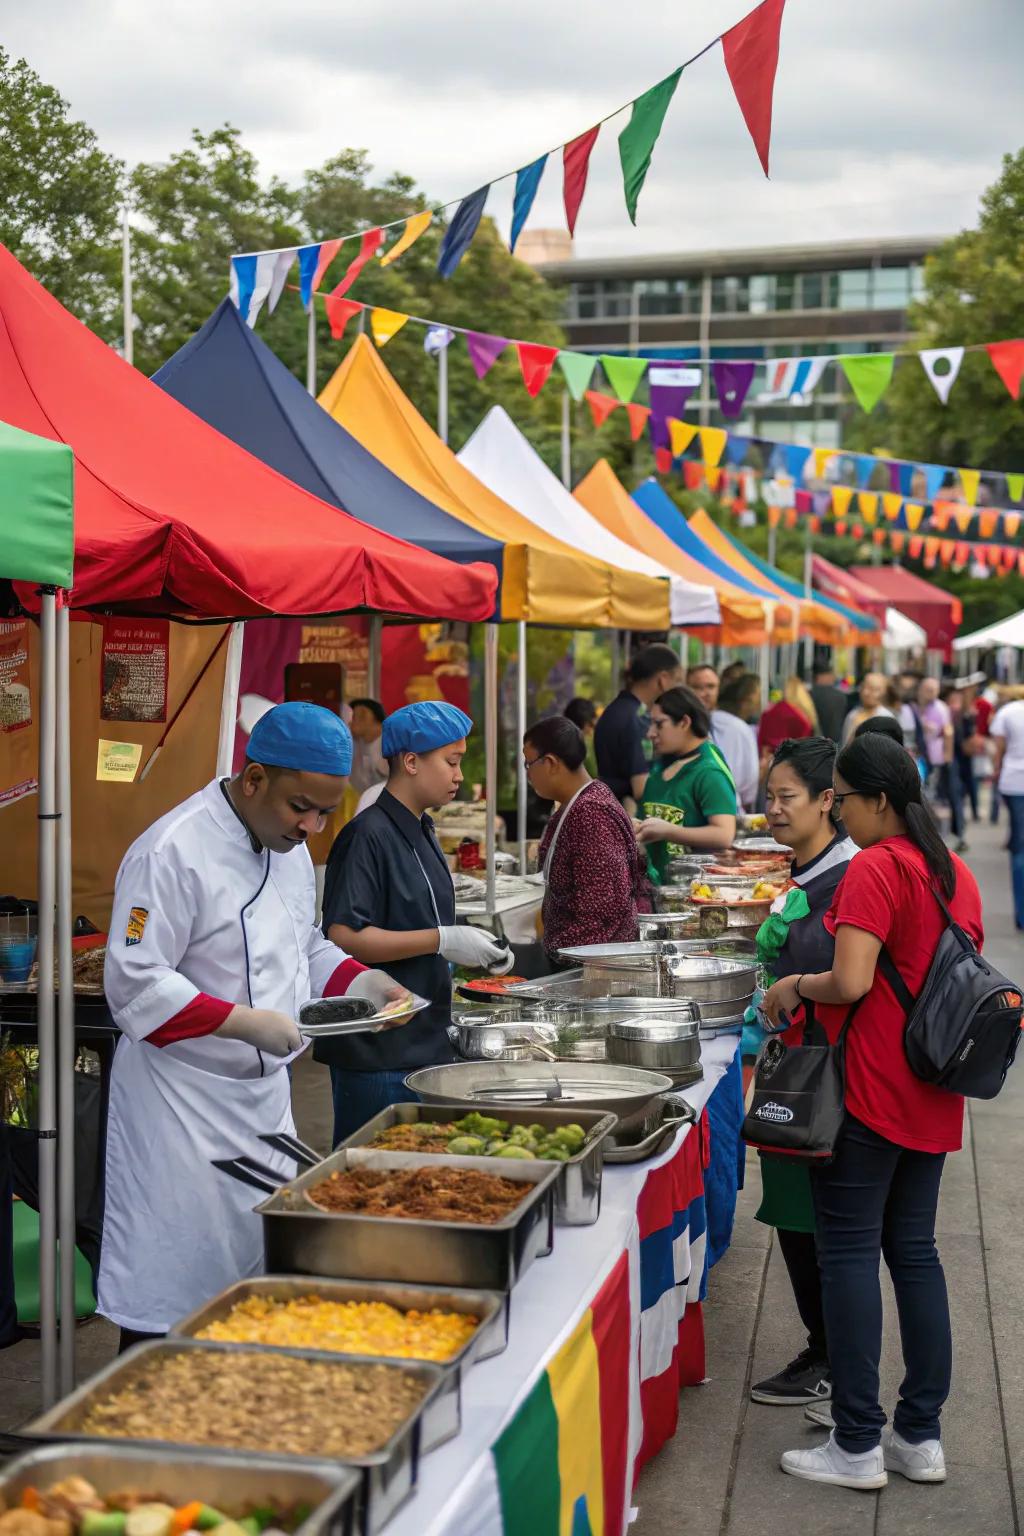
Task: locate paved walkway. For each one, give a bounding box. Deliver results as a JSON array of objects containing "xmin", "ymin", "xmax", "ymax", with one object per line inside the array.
[{"xmin": 634, "ymin": 814, "xmax": 1023, "ymax": 1536}]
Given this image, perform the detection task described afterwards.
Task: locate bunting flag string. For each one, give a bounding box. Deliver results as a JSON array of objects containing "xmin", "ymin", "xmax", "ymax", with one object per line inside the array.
[
  {"xmin": 518, "ymin": 342, "xmax": 560, "ymax": 398},
  {"xmin": 379, "ymin": 210, "xmax": 433, "ymax": 268},
  {"xmin": 618, "ymin": 69, "xmax": 683, "ymax": 224}
]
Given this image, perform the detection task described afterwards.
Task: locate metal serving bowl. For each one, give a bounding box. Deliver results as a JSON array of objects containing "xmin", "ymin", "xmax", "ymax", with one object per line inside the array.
[
  {"xmin": 404, "ymin": 1061, "xmax": 674, "ymax": 1136},
  {"xmin": 606, "ymin": 1012, "xmax": 701, "ymax": 1073}
]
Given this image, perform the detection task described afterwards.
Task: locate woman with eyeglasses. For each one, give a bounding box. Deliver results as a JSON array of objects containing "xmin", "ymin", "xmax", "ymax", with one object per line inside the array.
[
  {"xmin": 762, "ymin": 733, "xmax": 982, "ymax": 1493},
  {"xmin": 635, "ymin": 685, "xmax": 737, "ymax": 885},
  {"xmin": 524, "ymin": 715, "xmax": 651, "ymax": 963}
]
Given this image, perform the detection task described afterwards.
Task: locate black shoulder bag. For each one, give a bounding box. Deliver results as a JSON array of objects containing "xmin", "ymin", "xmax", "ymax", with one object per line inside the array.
[{"xmin": 742, "ymin": 997, "xmax": 863, "ymax": 1160}]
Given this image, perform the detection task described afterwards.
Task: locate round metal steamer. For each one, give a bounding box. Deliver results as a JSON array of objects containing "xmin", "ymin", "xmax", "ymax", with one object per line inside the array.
[{"xmin": 404, "ymin": 1061, "xmax": 675, "ymax": 1137}]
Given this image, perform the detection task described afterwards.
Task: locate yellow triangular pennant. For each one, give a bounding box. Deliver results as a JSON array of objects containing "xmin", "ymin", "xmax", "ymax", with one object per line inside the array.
[
  {"xmin": 858, "ymin": 491, "xmax": 879, "ymax": 525},
  {"xmin": 954, "ymin": 507, "xmax": 974, "ymax": 535},
  {"xmin": 812, "ymin": 447, "xmax": 834, "ymax": 481},
  {"xmin": 905, "ymin": 502, "xmax": 924, "ymax": 532},
  {"xmin": 705, "ymin": 466, "xmax": 723, "ymax": 493},
  {"xmin": 700, "ymin": 426, "xmax": 728, "ymax": 468},
  {"xmin": 830, "ymin": 485, "xmax": 854, "ymax": 520},
  {"xmin": 959, "ymin": 467, "xmax": 980, "ymax": 505},
  {"xmin": 882, "ymin": 492, "xmax": 903, "ymax": 522},
  {"xmin": 668, "ymin": 418, "xmax": 699, "ymax": 457},
  {"xmin": 370, "ymin": 307, "xmax": 410, "ymax": 347},
  {"xmin": 379, "ymin": 210, "xmax": 433, "ymax": 267}
]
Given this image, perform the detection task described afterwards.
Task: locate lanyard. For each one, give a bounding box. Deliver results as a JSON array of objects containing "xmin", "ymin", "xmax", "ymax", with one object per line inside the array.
[{"xmin": 542, "ymin": 781, "xmax": 597, "ymax": 882}]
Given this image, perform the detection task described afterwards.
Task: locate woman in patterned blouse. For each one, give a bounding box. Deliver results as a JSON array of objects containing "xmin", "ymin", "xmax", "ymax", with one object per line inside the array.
[{"xmin": 524, "ymin": 715, "xmax": 652, "ymax": 964}]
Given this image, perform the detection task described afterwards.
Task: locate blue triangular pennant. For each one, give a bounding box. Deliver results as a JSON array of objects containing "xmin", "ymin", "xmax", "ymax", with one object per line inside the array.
[{"xmin": 510, "ymin": 155, "xmax": 547, "ymax": 253}]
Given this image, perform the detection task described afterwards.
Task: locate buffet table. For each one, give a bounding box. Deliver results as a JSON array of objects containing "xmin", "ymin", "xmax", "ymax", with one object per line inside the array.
[{"xmin": 389, "ymin": 1032, "xmax": 740, "ymax": 1536}]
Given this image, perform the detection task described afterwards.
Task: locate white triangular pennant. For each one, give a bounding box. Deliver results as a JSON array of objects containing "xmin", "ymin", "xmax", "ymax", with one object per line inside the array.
[
  {"xmin": 424, "ymin": 326, "xmax": 455, "ymax": 356},
  {"xmin": 789, "ymin": 357, "xmax": 828, "ymax": 402},
  {"xmin": 919, "ymin": 346, "xmax": 964, "ymax": 406},
  {"xmin": 267, "ymin": 249, "xmax": 296, "ymax": 314},
  {"xmin": 246, "ymin": 251, "xmax": 281, "ymax": 328}
]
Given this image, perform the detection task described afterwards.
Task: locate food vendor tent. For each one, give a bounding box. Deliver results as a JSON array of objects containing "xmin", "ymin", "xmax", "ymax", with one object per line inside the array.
[
  {"xmin": 458, "ymin": 407, "xmax": 721, "ymax": 630},
  {"xmin": 849, "ymin": 564, "xmax": 961, "ymax": 654},
  {"xmin": 318, "ymin": 335, "xmax": 665, "ymax": 630},
  {"xmin": 573, "ymin": 459, "xmax": 772, "ymax": 645},
  {"xmin": 954, "ymin": 609, "xmax": 1024, "ymax": 650},
  {"xmin": 0, "ymin": 244, "xmax": 496, "ymax": 623},
  {"xmin": 154, "ymin": 300, "xmax": 504, "ymax": 575},
  {"xmin": 882, "ymin": 606, "xmax": 927, "ymax": 651},
  {"xmin": 710, "ymin": 519, "xmax": 880, "ymax": 645}
]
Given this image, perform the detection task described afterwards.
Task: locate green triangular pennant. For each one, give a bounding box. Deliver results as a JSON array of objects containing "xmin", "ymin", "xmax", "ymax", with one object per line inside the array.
[
  {"xmin": 618, "ymin": 67, "xmax": 683, "ymax": 224},
  {"xmin": 839, "ymin": 354, "xmax": 895, "ymax": 414},
  {"xmin": 556, "ymin": 351, "xmax": 598, "ymax": 401},
  {"xmin": 1006, "ymin": 472, "xmax": 1024, "ymax": 503},
  {"xmin": 600, "ymin": 354, "xmax": 648, "ymax": 404}
]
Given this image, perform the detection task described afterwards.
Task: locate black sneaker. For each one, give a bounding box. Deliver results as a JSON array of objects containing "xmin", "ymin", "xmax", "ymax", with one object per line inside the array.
[{"xmin": 751, "ymin": 1349, "xmax": 831, "ymax": 1406}]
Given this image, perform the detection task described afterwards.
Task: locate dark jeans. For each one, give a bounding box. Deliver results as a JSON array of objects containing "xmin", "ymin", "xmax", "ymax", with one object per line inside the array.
[
  {"xmin": 1004, "ymin": 793, "xmax": 1024, "ymax": 929},
  {"xmin": 937, "ymin": 762, "xmax": 965, "ymax": 840},
  {"xmin": 776, "ymin": 1227, "xmax": 827, "ymax": 1363},
  {"xmin": 329, "ymin": 1067, "xmax": 419, "ymax": 1146},
  {"xmin": 811, "ymin": 1115, "xmax": 950, "ymax": 1454},
  {"xmin": 960, "ymin": 758, "xmax": 980, "ymax": 820}
]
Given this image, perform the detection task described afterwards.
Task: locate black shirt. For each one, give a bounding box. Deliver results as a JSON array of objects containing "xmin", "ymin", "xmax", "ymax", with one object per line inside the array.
[
  {"xmin": 594, "ymin": 690, "xmax": 649, "ymax": 802},
  {"xmin": 318, "ymin": 790, "xmax": 457, "ymax": 1072},
  {"xmin": 810, "ymin": 684, "xmax": 850, "ymax": 746},
  {"xmin": 775, "ymin": 833, "xmax": 857, "ymax": 978}
]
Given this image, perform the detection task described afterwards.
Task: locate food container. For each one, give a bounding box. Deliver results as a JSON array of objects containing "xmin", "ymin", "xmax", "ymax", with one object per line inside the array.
[
  {"xmin": 26, "ymin": 1340, "xmax": 445, "ymax": 1536},
  {"xmin": 214, "ymin": 1148, "xmax": 559, "ymax": 1293},
  {"xmin": 604, "ymin": 1093, "xmax": 697, "ymax": 1163},
  {"xmin": 664, "ymin": 853, "xmax": 719, "ymax": 880},
  {"xmin": 448, "ymin": 1009, "xmax": 558, "ymax": 1063},
  {"xmin": 336, "ymin": 1102, "xmax": 617, "ymax": 1227},
  {"xmin": 606, "ymin": 1012, "xmax": 702, "ymax": 1074},
  {"xmin": 405, "ymin": 1061, "xmax": 673, "ymax": 1138},
  {"xmin": 0, "ymin": 1443, "xmax": 362, "ymax": 1536}
]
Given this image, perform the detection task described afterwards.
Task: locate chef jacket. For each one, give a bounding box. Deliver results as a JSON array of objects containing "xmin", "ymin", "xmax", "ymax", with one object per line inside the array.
[
  {"xmin": 319, "ymin": 789, "xmax": 458, "ymax": 1073},
  {"xmin": 99, "ymin": 778, "xmax": 359, "ymax": 1332}
]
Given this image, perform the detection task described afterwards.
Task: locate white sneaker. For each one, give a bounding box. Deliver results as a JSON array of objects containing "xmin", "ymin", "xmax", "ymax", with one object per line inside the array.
[
  {"xmin": 781, "ymin": 1432, "xmax": 887, "ymax": 1490},
  {"xmin": 804, "ymin": 1402, "xmax": 834, "ymax": 1429},
  {"xmin": 883, "ymin": 1427, "xmax": 947, "ymax": 1483}
]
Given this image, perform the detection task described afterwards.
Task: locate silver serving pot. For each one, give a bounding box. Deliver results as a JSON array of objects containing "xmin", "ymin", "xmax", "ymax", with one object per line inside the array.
[{"xmin": 607, "ymin": 1013, "xmax": 701, "ymax": 1073}]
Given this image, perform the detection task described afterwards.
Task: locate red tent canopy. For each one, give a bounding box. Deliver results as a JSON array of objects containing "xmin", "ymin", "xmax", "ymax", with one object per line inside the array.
[
  {"xmin": 811, "ymin": 554, "xmax": 889, "ymax": 623},
  {"xmin": 0, "ymin": 245, "xmax": 496, "ymax": 622},
  {"xmin": 850, "ymin": 564, "xmax": 961, "ymax": 653}
]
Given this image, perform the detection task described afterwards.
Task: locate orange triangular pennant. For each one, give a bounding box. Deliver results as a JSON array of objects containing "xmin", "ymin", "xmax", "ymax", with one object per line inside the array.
[
  {"xmin": 626, "ymin": 402, "xmax": 651, "ymax": 441},
  {"xmin": 767, "ymin": 505, "xmax": 782, "ymax": 528},
  {"xmin": 979, "ymin": 510, "xmax": 999, "ymax": 539},
  {"xmin": 783, "ymin": 505, "xmax": 798, "ymax": 528},
  {"xmin": 939, "ymin": 539, "xmax": 955, "ymax": 567},
  {"xmin": 953, "ymin": 507, "xmax": 974, "ymax": 535},
  {"xmin": 1002, "ymin": 511, "xmax": 1021, "ymax": 539},
  {"xmin": 585, "ymin": 390, "xmax": 621, "ymax": 429}
]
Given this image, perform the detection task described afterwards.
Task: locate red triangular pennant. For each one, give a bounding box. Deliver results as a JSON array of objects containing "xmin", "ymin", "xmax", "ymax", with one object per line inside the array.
[
  {"xmin": 721, "ymin": 0, "xmax": 787, "ymax": 177},
  {"xmin": 834, "ymin": 519, "xmax": 848, "ymax": 537},
  {"xmin": 323, "ymin": 295, "xmax": 362, "ymax": 340},
  {"xmin": 654, "ymin": 446, "xmax": 673, "ymax": 475},
  {"xmin": 563, "ymin": 127, "xmax": 601, "ymax": 235},
  {"xmin": 1002, "ymin": 545, "xmax": 1018, "ymax": 572},
  {"xmin": 939, "ymin": 539, "xmax": 955, "ymax": 567},
  {"xmin": 954, "ymin": 542, "xmax": 970, "ymax": 566},
  {"xmin": 986, "ymin": 339, "xmax": 1024, "ymax": 400},
  {"xmin": 626, "ymin": 402, "xmax": 651, "ymax": 441},
  {"xmin": 585, "ymin": 389, "xmax": 621, "ymax": 429},
  {"xmin": 683, "ymin": 461, "xmax": 705, "ymax": 492},
  {"xmin": 517, "ymin": 343, "xmax": 559, "ymax": 397},
  {"xmin": 330, "ymin": 227, "xmax": 385, "ymax": 298},
  {"xmin": 907, "ymin": 534, "xmax": 923, "ymax": 558},
  {"xmin": 872, "ymin": 527, "xmax": 886, "ymax": 546},
  {"xmin": 312, "ymin": 238, "xmax": 344, "ymax": 290}
]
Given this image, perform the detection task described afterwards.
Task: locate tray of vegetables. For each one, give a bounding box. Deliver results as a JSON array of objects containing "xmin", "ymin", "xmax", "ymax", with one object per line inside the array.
[{"xmin": 337, "ymin": 1102, "xmax": 617, "ymax": 1228}]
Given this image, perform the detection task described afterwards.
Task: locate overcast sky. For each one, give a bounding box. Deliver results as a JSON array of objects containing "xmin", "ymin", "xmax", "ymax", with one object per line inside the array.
[{"xmin": 3, "ymin": 0, "xmax": 1022, "ymax": 256}]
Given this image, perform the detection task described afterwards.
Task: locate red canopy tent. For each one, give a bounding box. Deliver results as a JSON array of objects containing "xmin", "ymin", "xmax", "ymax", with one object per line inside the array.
[
  {"xmin": 811, "ymin": 554, "xmax": 889, "ymax": 624},
  {"xmin": 0, "ymin": 244, "xmax": 496, "ymax": 622},
  {"xmin": 850, "ymin": 564, "xmax": 961, "ymax": 655}
]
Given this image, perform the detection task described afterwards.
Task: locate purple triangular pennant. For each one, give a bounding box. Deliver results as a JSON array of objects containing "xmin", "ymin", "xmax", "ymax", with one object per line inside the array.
[
  {"xmin": 465, "ymin": 331, "xmax": 509, "ymax": 380},
  {"xmin": 647, "ymin": 366, "xmax": 698, "ymax": 450},
  {"xmin": 711, "ymin": 360, "xmax": 756, "ymax": 419}
]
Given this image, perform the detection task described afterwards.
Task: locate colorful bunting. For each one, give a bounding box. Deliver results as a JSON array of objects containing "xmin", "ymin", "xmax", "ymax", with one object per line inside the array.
[
  {"xmin": 939, "ymin": 539, "xmax": 955, "ymax": 567},
  {"xmin": 683, "ymin": 461, "xmax": 705, "ymax": 492},
  {"xmin": 557, "ymin": 352, "xmax": 598, "ymax": 401},
  {"xmin": 892, "ymin": 531, "xmax": 907, "ymax": 555},
  {"xmin": 882, "ymin": 492, "xmax": 903, "ymax": 522},
  {"xmin": 907, "ymin": 534, "xmax": 923, "ymax": 559},
  {"xmin": 872, "ymin": 528, "xmax": 886, "ymax": 547},
  {"xmin": 437, "ymin": 187, "xmax": 489, "ymax": 278},
  {"xmin": 959, "ymin": 467, "xmax": 980, "ymax": 505},
  {"xmin": 618, "ymin": 68, "xmax": 683, "ymax": 223},
  {"xmin": 851, "ymin": 521, "xmax": 864, "ymax": 540},
  {"xmin": 721, "ymin": 0, "xmax": 787, "ymax": 176},
  {"xmin": 812, "ymin": 447, "xmax": 833, "ymax": 481},
  {"xmin": 834, "ymin": 519, "xmax": 848, "ymax": 538},
  {"xmin": 669, "ymin": 418, "xmax": 699, "ymax": 456},
  {"xmin": 517, "ymin": 342, "xmax": 559, "ymax": 397},
  {"xmin": 1004, "ymin": 512, "xmax": 1021, "ymax": 539},
  {"xmin": 601, "ymin": 354, "xmax": 648, "ymax": 404},
  {"xmin": 510, "ymin": 156, "xmax": 548, "ymax": 253},
  {"xmin": 1007, "ymin": 473, "xmax": 1024, "ymax": 502},
  {"xmin": 919, "ymin": 346, "xmax": 964, "ymax": 405},
  {"xmin": 298, "ymin": 245, "xmax": 322, "ymax": 310},
  {"xmin": 904, "ymin": 502, "xmax": 925, "ymax": 532},
  {"xmin": 323, "ymin": 294, "xmax": 362, "ymax": 340},
  {"xmin": 953, "ymin": 506, "xmax": 974, "ymax": 535},
  {"xmin": 830, "ymin": 485, "xmax": 854, "ymax": 520},
  {"xmin": 585, "ymin": 390, "xmax": 621, "ymax": 429},
  {"xmin": 313, "ymin": 238, "xmax": 343, "ymax": 291},
  {"xmin": 955, "ymin": 542, "xmax": 970, "ymax": 566},
  {"xmin": 783, "ymin": 504, "xmax": 797, "ymax": 527},
  {"xmin": 700, "ymin": 426, "xmax": 728, "ymax": 467},
  {"xmin": 654, "ymin": 446, "xmax": 673, "ymax": 475},
  {"xmin": 986, "ymin": 339, "xmax": 1024, "ymax": 399},
  {"xmin": 711, "ymin": 360, "xmax": 756, "ymax": 419},
  {"xmin": 767, "ymin": 505, "xmax": 782, "ymax": 528},
  {"xmin": 858, "ymin": 491, "xmax": 879, "ymax": 524},
  {"xmin": 779, "ymin": 443, "xmax": 812, "ymax": 482},
  {"xmin": 331, "ymin": 227, "xmax": 385, "ymax": 297},
  {"xmin": 424, "ymin": 325, "xmax": 455, "ymax": 355},
  {"xmin": 465, "ymin": 331, "xmax": 509, "ymax": 379},
  {"xmin": 626, "ymin": 403, "xmax": 651, "ymax": 441},
  {"xmin": 370, "ymin": 308, "xmax": 409, "ymax": 347},
  {"xmin": 563, "ymin": 127, "xmax": 601, "ymax": 236},
  {"xmin": 840, "ymin": 353, "xmax": 895, "ymax": 413},
  {"xmin": 979, "ymin": 510, "xmax": 999, "ymax": 539},
  {"xmin": 380, "ymin": 210, "xmax": 433, "ymax": 268},
  {"xmin": 648, "ymin": 365, "xmax": 699, "ymax": 448}
]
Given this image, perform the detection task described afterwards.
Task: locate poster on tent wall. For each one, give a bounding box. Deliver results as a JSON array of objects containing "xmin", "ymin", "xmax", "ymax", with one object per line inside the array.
[
  {"xmin": 100, "ymin": 618, "xmax": 170, "ymax": 723},
  {"xmin": 0, "ymin": 618, "xmax": 36, "ymax": 808}
]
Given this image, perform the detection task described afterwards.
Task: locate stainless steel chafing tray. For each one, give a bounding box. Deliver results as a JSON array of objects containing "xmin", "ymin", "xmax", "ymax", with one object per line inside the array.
[
  {"xmin": 335, "ymin": 1102, "xmax": 617, "ymax": 1227},
  {"xmin": 26, "ymin": 1339, "xmax": 445, "ymax": 1536},
  {"xmin": 213, "ymin": 1147, "xmax": 559, "ymax": 1292},
  {"xmin": 0, "ymin": 1443, "xmax": 361, "ymax": 1536}
]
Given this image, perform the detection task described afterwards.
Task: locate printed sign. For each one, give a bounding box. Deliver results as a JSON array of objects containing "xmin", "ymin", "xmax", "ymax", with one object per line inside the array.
[
  {"xmin": 97, "ymin": 740, "xmax": 144, "ymax": 783},
  {"xmin": 101, "ymin": 618, "xmax": 170, "ymax": 723},
  {"xmin": 0, "ymin": 618, "xmax": 32, "ymax": 734}
]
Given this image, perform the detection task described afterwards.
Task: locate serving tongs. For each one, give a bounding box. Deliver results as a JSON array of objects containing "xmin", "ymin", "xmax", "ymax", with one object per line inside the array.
[{"xmin": 212, "ymin": 1130, "xmax": 322, "ymax": 1195}]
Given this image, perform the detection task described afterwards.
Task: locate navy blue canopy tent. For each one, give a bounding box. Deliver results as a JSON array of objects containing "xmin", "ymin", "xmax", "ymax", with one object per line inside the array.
[{"xmin": 154, "ymin": 299, "xmax": 504, "ymax": 578}]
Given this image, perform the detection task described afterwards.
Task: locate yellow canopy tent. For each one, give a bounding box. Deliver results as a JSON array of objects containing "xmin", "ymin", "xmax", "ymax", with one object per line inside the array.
[
  {"xmin": 318, "ymin": 336, "xmax": 668, "ymax": 631},
  {"xmin": 574, "ymin": 459, "xmax": 780, "ymax": 647}
]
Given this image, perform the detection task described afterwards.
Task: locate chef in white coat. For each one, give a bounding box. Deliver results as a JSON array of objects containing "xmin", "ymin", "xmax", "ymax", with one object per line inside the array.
[{"xmin": 101, "ymin": 701, "xmax": 406, "ymax": 1348}]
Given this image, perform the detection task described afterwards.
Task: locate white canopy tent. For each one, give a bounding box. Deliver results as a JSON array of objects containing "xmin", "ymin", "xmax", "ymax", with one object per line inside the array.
[
  {"xmin": 953, "ymin": 609, "xmax": 1024, "ymax": 651},
  {"xmin": 458, "ymin": 406, "xmax": 721, "ymax": 629},
  {"xmin": 883, "ymin": 605, "xmax": 928, "ymax": 652}
]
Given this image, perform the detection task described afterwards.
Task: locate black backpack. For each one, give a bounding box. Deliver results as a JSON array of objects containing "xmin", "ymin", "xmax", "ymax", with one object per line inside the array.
[{"xmin": 879, "ymin": 882, "xmax": 1022, "ymax": 1100}]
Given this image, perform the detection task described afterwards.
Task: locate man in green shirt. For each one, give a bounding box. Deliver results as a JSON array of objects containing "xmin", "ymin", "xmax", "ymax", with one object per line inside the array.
[{"xmin": 637, "ymin": 685, "xmax": 738, "ymax": 884}]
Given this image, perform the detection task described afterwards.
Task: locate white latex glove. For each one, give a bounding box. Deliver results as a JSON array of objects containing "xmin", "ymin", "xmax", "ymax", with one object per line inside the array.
[
  {"xmin": 437, "ymin": 924, "xmax": 508, "ymax": 970},
  {"xmin": 486, "ymin": 940, "xmax": 516, "ymax": 976},
  {"xmin": 345, "ymin": 968, "xmax": 413, "ymax": 1026},
  {"xmin": 218, "ymin": 1005, "xmax": 302, "ymax": 1058}
]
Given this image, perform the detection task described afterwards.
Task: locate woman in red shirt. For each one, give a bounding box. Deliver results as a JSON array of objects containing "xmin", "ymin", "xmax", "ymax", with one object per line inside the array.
[{"xmin": 763, "ymin": 732, "xmax": 982, "ymax": 1492}]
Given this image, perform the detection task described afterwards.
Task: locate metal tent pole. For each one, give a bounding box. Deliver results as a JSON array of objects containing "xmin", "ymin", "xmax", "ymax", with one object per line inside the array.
[
  {"xmin": 484, "ymin": 625, "xmax": 498, "ymax": 916},
  {"xmin": 121, "ymin": 211, "xmax": 133, "ymax": 367},
  {"xmin": 438, "ymin": 347, "xmax": 449, "ymax": 446},
  {"xmin": 516, "ymin": 620, "xmax": 528, "ymax": 875},
  {"xmin": 802, "ymin": 515, "xmax": 814, "ymax": 675},
  {"xmin": 216, "ymin": 623, "xmax": 245, "ymax": 778},
  {"xmin": 560, "ymin": 392, "xmax": 572, "ymax": 490},
  {"xmin": 55, "ymin": 598, "xmax": 75, "ymax": 1395},
  {"xmin": 306, "ymin": 306, "xmax": 317, "ymax": 395},
  {"xmin": 367, "ymin": 615, "xmax": 383, "ymax": 700},
  {"xmin": 36, "ymin": 589, "xmax": 59, "ymax": 1408}
]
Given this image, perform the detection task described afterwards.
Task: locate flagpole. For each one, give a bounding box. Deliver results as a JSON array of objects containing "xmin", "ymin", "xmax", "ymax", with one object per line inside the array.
[
  {"xmin": 306, "ymin": 305, "xmax": 316, "ymax": 395},
  {"xmin": 560, "ymin": 391, "xmax": 572, "ymax": 490},
  {"xmin": 438, "ymin": 345, "xmax": 449, "ymax": 445},
  {"xmin": 121, "ymin": 209, "xmax": 134, "ymax": 367}
]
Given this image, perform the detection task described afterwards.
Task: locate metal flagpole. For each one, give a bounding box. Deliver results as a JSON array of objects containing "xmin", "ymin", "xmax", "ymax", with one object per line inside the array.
[
  {"xmin": 367, "ymin": 615, "xmax": 383, "ymax": 699},
  {"xmin": 36, "ymin": 589, "xmax": 59, "ymax": 1408},
  {"xmin": 306, "ymin": 306, "xmax": 317, "ymax": 396},
  {"xmin": 516, "ymin": 620, "xmax": 528, "ymax": 876},
  {"xmin": 802, "ymin": 515, "xmax": 814, "ymax": 674},
  {"xmin": 560, "ymin": 391, "xmax": 572, "ymax": 490},
  {"xmin": 216, "ymin": 623, "xmax": 245, "ymax": 778},
  {"xmin": 121, "ymin": 210, "xmax": 133, "ymax": 367},
  {"xmin": 438, "ymin": 346, "xmax": 449, "ymax": 446},
  {"xmin": 483, "ymin": 625, "xmax": 498, "ymax": 916},
  {"xmin": 55, "ymin": 598, "xmax": 76, "ymax": 1394}
]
